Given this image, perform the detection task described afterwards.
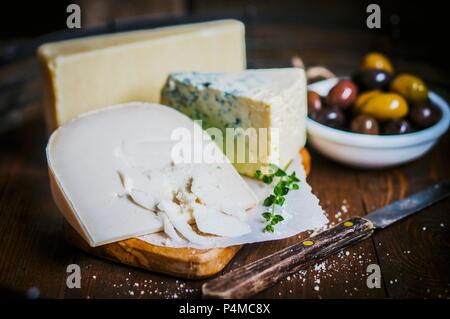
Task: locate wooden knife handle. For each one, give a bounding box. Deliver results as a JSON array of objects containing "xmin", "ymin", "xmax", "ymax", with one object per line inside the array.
[{"xmin": 202, "ymin": 217, "xmax": 374, "ymax": 299}]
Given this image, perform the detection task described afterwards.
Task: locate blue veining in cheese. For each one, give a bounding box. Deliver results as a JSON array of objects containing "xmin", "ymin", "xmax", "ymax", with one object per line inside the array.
[{"xmin": 161, "ymin": 68, "xmax": 307, "ymax": 176}]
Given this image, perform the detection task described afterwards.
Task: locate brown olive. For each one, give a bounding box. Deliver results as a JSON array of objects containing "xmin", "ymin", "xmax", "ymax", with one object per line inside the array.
[
  {"xmin": 360, "ymin": 52, "xmax": 394, "ymax": 74},
  {"xmin": 307, "ymin": 90, "xmax": 322, "ymax": 115},
  {"xmin": 350, "ymin": 114, "xmax": 380, "ymax": 135},
  {"xmin": 352, "ymin": 69, "xmax": 392, "ymax": 91},
  {"xmin": 315, "ymin": 106, "xmax": 346, "ymax": 129},
  {"xmin": 326, "ymin": 79, "xmax": 358, "ymax": 110},
  {"xmin": 409, "ymin": 103, "xmax": 441, "ymax": 128},
  {"xmin": 382, "ymin": 119, "xmax": 413, "ymax": 135}
]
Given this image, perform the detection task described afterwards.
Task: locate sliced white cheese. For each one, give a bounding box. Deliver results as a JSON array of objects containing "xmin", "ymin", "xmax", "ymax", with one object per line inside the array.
[
  {"xmin": 47, "ymin": 102, "xmax": 257, "ymax": 247},
  {"xmin": 158, "ymin": 201, "xmax": 213, "ymax": 246},
  {"xmin": 161, "ymin": 68, "xmax": 307, "ymax": 176},
  {"xmin": 157, "ymin": 212, "xmax": 187, "ymax": 245},
  {"xmin": 192, "ymin": 204, "xmax": 251, "ymax": 237},
  {"xmin": 139, "ymin": 155, "xmax": 329, "ymax": 250},
  {"xmin": 128, "ymin": 189, "xmax": 155, "ymax": 211},
  {"xmin": 220, "ymin": 206, "xmax": 247, "ymax": 221}
]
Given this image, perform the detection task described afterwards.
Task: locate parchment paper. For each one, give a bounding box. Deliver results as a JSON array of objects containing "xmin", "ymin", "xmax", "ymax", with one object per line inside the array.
[{"xmin": 138, "ymin": 154, "xmax": 328, "ymax": 249}]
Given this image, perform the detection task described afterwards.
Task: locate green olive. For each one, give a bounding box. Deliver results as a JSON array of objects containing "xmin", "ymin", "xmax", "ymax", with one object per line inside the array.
[
  {"xmin": 361, "ymin": 93, "xmax": 409, "ymax": 120},
  {"xmin": 390, "ymin": 73, "xmax": 428, "ymax": 104},
  {"xmin": 360, "ymin": 52, "xmax": 394, "ymax": 74}
]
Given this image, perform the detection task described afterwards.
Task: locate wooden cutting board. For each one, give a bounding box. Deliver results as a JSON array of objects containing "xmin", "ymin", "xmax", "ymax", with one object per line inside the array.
[{"xmin": 64, "ymin": 148, "xmax": 311, "ymax": 279}]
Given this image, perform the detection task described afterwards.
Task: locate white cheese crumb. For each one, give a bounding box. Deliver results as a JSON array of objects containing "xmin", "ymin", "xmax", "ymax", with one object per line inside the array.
[{"xmin": 314, "ymin": 262, "xmax": 326, "ymax": 271}]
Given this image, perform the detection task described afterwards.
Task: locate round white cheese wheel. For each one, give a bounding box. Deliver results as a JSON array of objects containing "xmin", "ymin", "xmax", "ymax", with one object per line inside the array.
[{"xmin": 47, "ymin": 102, "xmax": 257, "ymax": 246}]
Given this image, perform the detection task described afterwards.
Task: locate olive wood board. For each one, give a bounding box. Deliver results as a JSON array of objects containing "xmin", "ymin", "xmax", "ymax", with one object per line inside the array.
[{"xmin": 63, "ymin": 148, "xmax": 311, "ymax": 279}]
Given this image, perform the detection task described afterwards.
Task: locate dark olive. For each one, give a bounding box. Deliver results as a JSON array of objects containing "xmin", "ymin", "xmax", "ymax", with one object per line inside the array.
[
  {"xmin": 307, "ymin": 90, "xmax": 322, "ymax": 115},
  {"xmin": 352, "ymin": 69, "xmax": 392, "ymax": 91},
  {"xmin": 382, "ymin": 119, "xmax": 413, "ymax": 135},
  {"xmin": 350, "ymin": 114, "xmax": 379, "ymax": 135},
  {"xmin": 409, "ymin": 103, "xmax": 441, "ymax": 128},
  {"xmin": 315, "ymin": 106, "xmax": 346, "ymax": 129},
  {"xmin": 325, "ymin": 79, "xmax": 358, "ymax": 110}
]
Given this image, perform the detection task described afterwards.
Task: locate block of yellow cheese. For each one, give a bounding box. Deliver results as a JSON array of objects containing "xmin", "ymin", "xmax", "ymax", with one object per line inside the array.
[{"xmin": 38, "ymin": 20, "xmax": 246, "ymax": 130}]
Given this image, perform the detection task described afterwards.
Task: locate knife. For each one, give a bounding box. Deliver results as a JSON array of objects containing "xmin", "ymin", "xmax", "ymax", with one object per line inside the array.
[{"xmin": 202, "ymin": 181, "xmax": 450, "ymax": 299}]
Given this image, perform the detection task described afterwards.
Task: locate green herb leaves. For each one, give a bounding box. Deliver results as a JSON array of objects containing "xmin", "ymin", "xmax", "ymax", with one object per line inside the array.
[{"xmin": 255, "ymin": 164, "xmax": 300, "ymax": 232}]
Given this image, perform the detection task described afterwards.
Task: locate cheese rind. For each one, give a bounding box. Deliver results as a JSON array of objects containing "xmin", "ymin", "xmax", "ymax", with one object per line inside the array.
[
  {"xmin": 47, "ymin": 102, "xmax": 257, "ymax": 247},
  {"xmin": 161, "ymin": 68, "xmax": 307, "ymax": 176},
  {"xmin": 38, "ymin": 20, "xmax": 246, "ymax": 130}
]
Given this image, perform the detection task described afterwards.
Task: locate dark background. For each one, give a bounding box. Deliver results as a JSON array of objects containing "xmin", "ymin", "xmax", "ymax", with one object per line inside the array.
[
  {"xmin": 0, "ymin": 0, "xmax": 448, "ymax": 71},
  {"xmin": 0, "ymin": 0, "xmax": 449, "ymax": 300}
]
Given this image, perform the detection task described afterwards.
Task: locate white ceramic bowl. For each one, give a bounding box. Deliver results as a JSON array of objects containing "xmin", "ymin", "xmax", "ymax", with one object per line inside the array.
[{"xmin": 307, "ymin": 78, "xmax": 450, "ymax": 168}]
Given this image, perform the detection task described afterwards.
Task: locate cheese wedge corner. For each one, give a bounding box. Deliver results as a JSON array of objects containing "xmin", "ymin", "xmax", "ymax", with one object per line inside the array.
[
  {"xmin": 38, "ymin": 20, "xmax": 246, "ymax": 131},
  {"xmin": 46, "ymin": 102, "xmax": 258, "ymax": 246},
  {"xmin": 161, "ymin": 68, "xmax": 307, "ymax": 176}
]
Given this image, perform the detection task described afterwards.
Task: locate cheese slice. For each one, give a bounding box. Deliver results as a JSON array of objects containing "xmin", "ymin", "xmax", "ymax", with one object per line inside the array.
[
  {"xmin": 161, "ymin": 68, "xmax": 307, "ymax": 176},
  {"xmin": 38, "ymin": 20, "xmax": 246, "ymax": 130},
  {"xmin": 47, "ymin": 102, "xmax": 257, "ymax": 247}
]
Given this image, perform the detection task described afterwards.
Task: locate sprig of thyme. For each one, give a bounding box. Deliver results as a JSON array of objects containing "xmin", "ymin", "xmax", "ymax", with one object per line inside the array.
[{"xmin": 255, "ymin": 164, "xmax": 300, "ymax": 232}]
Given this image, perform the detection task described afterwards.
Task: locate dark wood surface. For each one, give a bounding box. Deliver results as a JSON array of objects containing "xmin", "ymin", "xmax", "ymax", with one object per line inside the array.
[
  {"xmin": 63, "ymin": 220, "xmax": 244, "ymax": 280},
  {"xmin": 0, "ymin": 21, "xmax": 449, "ymax": 299},
  {"xmin": 203, "ymin": 217, "xmax": 375, "ymax": 299}
]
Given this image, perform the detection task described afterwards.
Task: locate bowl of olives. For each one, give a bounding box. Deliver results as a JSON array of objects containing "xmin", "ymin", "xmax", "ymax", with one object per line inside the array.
[{"xmin": 306, "ymin": 53, "xmax": 450, "ymax": 168}]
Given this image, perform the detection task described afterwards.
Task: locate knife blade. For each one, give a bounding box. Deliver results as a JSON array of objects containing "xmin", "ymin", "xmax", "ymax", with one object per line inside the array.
[
  {"xmin": 202, "ymin": 181, "xmax": 450, "ymax": 299},
  {"xmin": 366, "ymin": 180, "xmax": 450, "ymax": 228}
]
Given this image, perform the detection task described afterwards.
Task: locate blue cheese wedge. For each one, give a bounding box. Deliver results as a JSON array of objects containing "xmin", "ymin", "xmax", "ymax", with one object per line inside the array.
[
  {"xmin": 160, "ymin": 68, "xmax": 307, "ymax": 176},
  {"xmin": 47, "ymin": 102, "xmax": 257, "ymax": 246}
]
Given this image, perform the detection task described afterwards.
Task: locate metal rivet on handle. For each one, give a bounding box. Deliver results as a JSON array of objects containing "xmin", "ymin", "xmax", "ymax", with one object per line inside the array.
[
  {"xmin": 303, "ymin": 240, "xmax": 314, "ymax": 246},
  {"xmin": 344, "ymin": 221, "xmax": 354, "ymax": 227}
]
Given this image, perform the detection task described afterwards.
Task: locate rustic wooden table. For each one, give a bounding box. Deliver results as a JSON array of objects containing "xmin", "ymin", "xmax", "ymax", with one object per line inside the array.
[{"xmin": 0, "ymin": 23, "xmax": 449, "ymax": 299}]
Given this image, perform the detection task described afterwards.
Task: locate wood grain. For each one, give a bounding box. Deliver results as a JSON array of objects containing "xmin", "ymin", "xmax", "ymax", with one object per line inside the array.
[
  {"xmin": 0, "ymin": 13, "xmax": 449, "ymax": 298},
  {"xmin": 62, "ymin": 148, "xmax": 311, "ymax": 280},
  {"xmin": 203, "ymin": 217, "xmax": 374, "ymax": 298},
  {"xmin": 356, "ymin": 139, "xmax": 450, "ymax": 298},
  {"xmin": 64, "ymin": 221, "xmax": 242, "ymax": 280}
]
